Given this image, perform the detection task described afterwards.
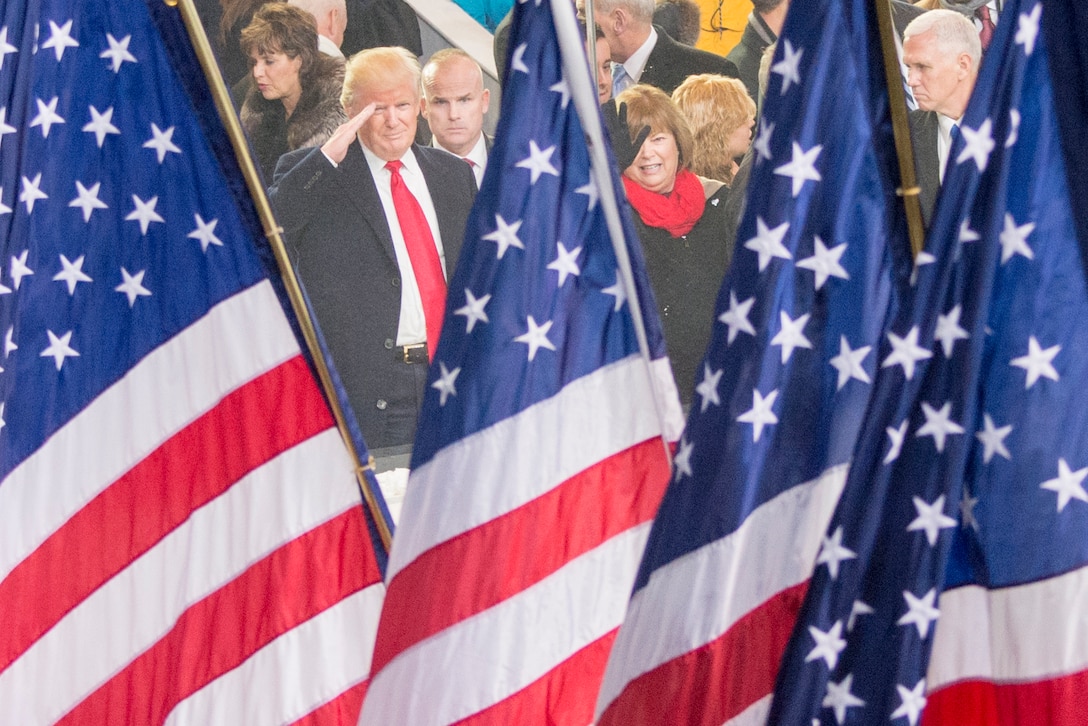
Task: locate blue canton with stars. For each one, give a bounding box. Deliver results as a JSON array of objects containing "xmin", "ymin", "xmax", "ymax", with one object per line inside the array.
[
  {"xmin": 409, "ymin": 0, "xmax": 668, "ymax": 467},
  {"xmin": 0, "ymin": 0, "xmax": 273, "ymax": 480},
  {"xmin": 768, "ymin": 1, "xmax": 1085, "ymax": 723},
  {"xmin": 631, "ymin": 0, "xmax": 909, "ymax": 592}
]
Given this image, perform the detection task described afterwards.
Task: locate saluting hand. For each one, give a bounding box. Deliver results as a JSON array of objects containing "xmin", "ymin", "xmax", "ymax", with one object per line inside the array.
[{"xmin": 321, "ymin": 102, "xmax": 377, "ymax": 165}]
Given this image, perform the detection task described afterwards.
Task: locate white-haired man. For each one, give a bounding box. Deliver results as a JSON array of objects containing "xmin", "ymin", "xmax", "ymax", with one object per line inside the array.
[
  {"xmin": 903, "ymin": 8, "xmax": 981, "ymax": 225},
  {"xmin": 421, "ymin": 49, "xmax": 491, "ymax": 188},
  {"xmin": 288, "ymin": 0, "xmax": 348, "ymax": 57}
]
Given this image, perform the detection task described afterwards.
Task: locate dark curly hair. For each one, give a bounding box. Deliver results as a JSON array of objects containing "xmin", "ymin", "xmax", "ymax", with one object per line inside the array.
[{"xmin": 240, "ymin": 3, "xmax": 320, "ymax": 82}]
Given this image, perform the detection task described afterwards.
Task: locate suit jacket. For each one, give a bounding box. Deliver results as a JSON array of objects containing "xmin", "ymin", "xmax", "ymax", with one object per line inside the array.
[
  {"xmin": 269, "ymin": 142, "xmax": 477, "ymax": 448},
  {"xmin": 725, "ymin": 14, "xmax": 775, "ymax": 102},
  {"xmin": 909, "ymin": 109, "xmax": 940, "ymax": 227},
  {"xmin": 639, "ymin": 26, "xmax": 739, "ymax": 96}
]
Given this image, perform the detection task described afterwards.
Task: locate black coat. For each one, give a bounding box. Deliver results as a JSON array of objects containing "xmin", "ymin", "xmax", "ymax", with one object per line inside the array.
[
  {"xmin": 269, "ymin": 142, "xmax": 477, "ymax": 448},
  {"xmin": 725, "ymin": 15, "xmax": 774, "ymax": 102},
  {"xmin": 909, "ymin": 109, "xmax": 940, "ymax": 227},
  {"xmin": 639, "ymin": 26, "xmax": 739, "ymax": 96}
]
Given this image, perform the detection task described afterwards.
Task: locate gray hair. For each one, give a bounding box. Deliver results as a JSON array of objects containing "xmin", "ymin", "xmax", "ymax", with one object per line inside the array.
[
  {"xmin": 904, "ymin": 8, "xmax": 982, "ymax": 70},
  {"xmin": 595, "ymin": 0, "xmax": 656, "ymax": 23}
]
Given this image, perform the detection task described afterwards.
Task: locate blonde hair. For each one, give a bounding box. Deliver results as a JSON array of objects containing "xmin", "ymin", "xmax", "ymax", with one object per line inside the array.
[
  {"xmin": 342, "ymin": 46, "xmax": 421, "ymax": 109},
  {"xmin": 672, "ymin": 73, "xmax": 755, "ymax": 184},
  {"xmin": 615, "ymin": 84, "xmax": 695, "ymax": 171}
]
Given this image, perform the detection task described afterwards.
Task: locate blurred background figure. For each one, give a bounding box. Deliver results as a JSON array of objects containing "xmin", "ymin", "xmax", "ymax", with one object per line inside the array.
[
  {"xmin": 341, "ymin": 0, "xmax": 422, "ymax": 57},
  {"xmin": 914, "ymin": 0, "xmax": 1001, "ymax": 51},
  {"xmin": 219, "ymin": 0, "xmax": 275, "ymax": 85},
  {"xmin": 288, "ymin": 0, "xmax": 348, "ymax": 58},
  {"xmin": 653, "ymin": 0, "xmax": 702, "ymax": 46},
  {"xmin": 240, "ymin": 3, "xmax": 346, "ymax": 179},
  {"xmin": 606, "ymin": 85, "xmax": 731, "ymax": 404},
  {"xmin": 421, "ymin": 49, "xmax": 492, "ymax": 187},
  {"xmin": 726, "ymin": 0, "xmax": 787, "ymax": 101},
  {"xmin": 672, "ymin": 72, "xmax": 754, "ymax": 186},
  {"xmin": 594, "ymin": 26, "xmax": 614, "ymax": 104},
  {"xmin": 452, "ymin": 0, "xmax": 514, "ymax": 32}
]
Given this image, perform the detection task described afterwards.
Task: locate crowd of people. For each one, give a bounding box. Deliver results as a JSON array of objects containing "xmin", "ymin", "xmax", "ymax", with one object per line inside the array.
[{"xmin": 202, "ymin": 0, "xmax": 1003, "ymax": 451}]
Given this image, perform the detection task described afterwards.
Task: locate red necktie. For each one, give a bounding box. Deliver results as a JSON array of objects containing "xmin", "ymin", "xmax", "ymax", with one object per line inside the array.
[
  {"xmin": 385, "ymin": 159, "xmax": 446, "ymax": 360},
  {"xmin": 976, "ymin": 5, "xmax": 995, "ymax": 50}
]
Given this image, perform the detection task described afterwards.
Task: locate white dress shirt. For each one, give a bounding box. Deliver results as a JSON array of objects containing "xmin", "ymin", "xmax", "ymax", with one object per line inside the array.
[
  {"xmin": 434, "ymin": 133, "xmax": 487, "ymax": 188},
  {"xmin": 612, "ymin": 26, "xmax": 658, "ymax": 89},
  {"xmin": 936, "ymin": 112, "xmax": 961, "ymax": 183}
]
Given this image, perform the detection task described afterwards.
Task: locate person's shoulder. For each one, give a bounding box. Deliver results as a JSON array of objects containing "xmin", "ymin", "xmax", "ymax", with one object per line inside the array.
[{"xmin": 654, "ymin": 27, "xmax": 738, "ymax": 76}]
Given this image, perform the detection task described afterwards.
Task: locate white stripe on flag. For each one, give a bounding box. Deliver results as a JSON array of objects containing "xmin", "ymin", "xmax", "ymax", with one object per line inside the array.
[
  {"xmin": 725, "ymin": 694, "xmax": 772, "ymax": 726},
  {"xmin": 0, "ymin": 429, "xmax": 358, "ymax": 724},
  {"xmin": 388, "ymin": 355, "xmax": 679, "ymax": 581},
  {"xmin": 0, "ymin": 281, "xmax": 300, "ymax": 583},
  {"xmin": 166, "ymin": 581, "xmax": 384, "ymax": 725},
  {"xmin": 596, "ymin": 464, "xmax": 847, "ymax": 714},
  {"xmin": 928, "ymin": 562, "xmax": 1088, "ymax": 690},
  {"xmin": 363, "ymin": 523, "xmax": 652, "ymax": 725}
]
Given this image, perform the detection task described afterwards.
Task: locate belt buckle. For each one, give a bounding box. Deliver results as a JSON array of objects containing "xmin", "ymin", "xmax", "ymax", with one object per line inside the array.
[{"xmin": 402, "ymin": 343, "xmax": 426, "ymax": 364}]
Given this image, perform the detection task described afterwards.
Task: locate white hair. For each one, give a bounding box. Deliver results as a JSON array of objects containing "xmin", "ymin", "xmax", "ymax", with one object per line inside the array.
[
  {"xmin": 904, "ymin": 9, "xmax": 982, "ymax": 70},
  {"xmin": 288, "ymin": 0, "xmax": 347, "ymax": 21},
  {"xmin": 595, "ymin": 0, "xmax": 656, "ymax": 22}
]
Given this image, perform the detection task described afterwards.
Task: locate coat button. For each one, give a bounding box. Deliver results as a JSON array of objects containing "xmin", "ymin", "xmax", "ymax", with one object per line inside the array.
[
  {"xmin": 376, "ymin": 399, "xmax": 388, "ymax": 410},
  {"xmin": 384, "ymin": 338, "xmax": 394, "ymax": 349},
  {"xmin": 391, "ymin": 277, "xmax": 400, "ymax": 287}
]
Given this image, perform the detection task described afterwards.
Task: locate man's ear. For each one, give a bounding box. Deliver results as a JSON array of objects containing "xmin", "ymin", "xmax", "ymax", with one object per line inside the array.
[
  {"xmin": 956, "ymin": 50, "xmax": 973, "ymax": 76},
  {"xmin": 419, "ymin": 96, "xmax": 429, "ymax": 118},
  {"xmin": 481, "ymin": 88, "xmax": 490, "ymax": 114}
]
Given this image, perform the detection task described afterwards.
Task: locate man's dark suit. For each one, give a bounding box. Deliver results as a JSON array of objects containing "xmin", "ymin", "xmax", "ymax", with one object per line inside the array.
[
  {"xmin": 269, "ymin": 142, "xmax": 477, "ymax": 450},
  {"xmin": 909, "ymin": 109, "xmax": 940, "ymax": 227},
  {"xmin": 638, "ymin": 26, "xmax": 739, "ymax": 95},
  {"xmin": 726, "ymin": 13, "xmax": 775, "ymax": 102}
]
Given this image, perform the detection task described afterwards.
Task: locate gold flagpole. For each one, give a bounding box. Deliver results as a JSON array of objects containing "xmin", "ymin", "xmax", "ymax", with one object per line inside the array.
[
  {"xmin": 164, "ymin": 0, "xmax": 394, "ymax": 551},
  {"xmin": 873, "ymin": 0, "xmax": 926, "ymax": 258}
]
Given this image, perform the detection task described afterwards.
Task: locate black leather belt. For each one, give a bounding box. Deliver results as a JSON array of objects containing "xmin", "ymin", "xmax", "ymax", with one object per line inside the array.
[{"xmin": 397, "ymin": 343, "xmax": 428, "ymax": 364}]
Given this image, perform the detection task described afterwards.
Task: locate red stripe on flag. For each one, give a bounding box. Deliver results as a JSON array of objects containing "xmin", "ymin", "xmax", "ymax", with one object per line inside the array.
[
  {"xmin": 597, "ymin": 581, "xmax": 807, "ymax": 726},
  {"xmin": 290, "ymin": 680, "xmax": 369, "ymax": 726},
  {"xmin": 0, "ymin": 356, "xmax": 332, "ymax": 675},
  {"xmin": 923, "ymin": 668, "xmax": 1088, "ymax": 726},
  {"xmin": 451, "ymin": 631, "xmax": 618, "ymax": 726},
  {"xmin": 57, "ymin": 508, "xmax": 379, "ymax": 725},
  {"xmin": 373, "ymin": 438, "xmax": 670, "ymax": 675}
]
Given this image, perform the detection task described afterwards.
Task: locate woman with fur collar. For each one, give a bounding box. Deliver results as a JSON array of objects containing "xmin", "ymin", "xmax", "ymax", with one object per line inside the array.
[{"xmin": 240, "ymin": 4, "xmax": 346, "ymax": 180}]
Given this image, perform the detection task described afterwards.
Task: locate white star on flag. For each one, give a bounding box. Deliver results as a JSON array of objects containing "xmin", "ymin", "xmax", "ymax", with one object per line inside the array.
[
  {"xmin": 796, "ymin": 236, "xmax": 849, "ymax": 290},
  {"xmin": 82, "ymin": 105, "xmax": 120, "ymax": 147},
  {"xmin": 30, "ymin": 96, "xmax": 65, "ymax": 138},
  {"xmin": 882, "ymin": 326, "xmax": 933, "ymax": 380},
  {"xmin": 125, "ymin": 195, "xmax": 165, "ymax": 234},
  {"xmin": 890, "ymin": 680, "xmax": 928, "ymax": 726},
  {"xmin": 0, "ymin": 107, "xmax": 15, "ymax": 149},
  {"xmin": 602, "ymin": 271, "xmax": 627, "ymax": 311},
  {"xmin": 976, "ymin": 413, "xmax": 1012, "ymax": 463},
  {"xmin": 744, "ymin": 217, "xmax": 792, "ymax": 271},
  {"xmin": 549, "ymin": 77, "xmax": 571, "ymax": 108},
  {"xmin": 40, "ymin": 329, "xmax": 80, "ymax": 371},
  {"xmin": 10, "ymin": 249, "xmax": 33, "ymax": 290},
  {"xmin": 19, "ymin": 173, "xmax": 48, "ymax": 214},
  {"xmin": 69, "ymin": 180, "xmax": 108, "ymax": 222},
  {"xmin": 910, "ymin": 250, "xmax": 936, "ymax": 286},
  {"xmin": 143, "ymin": 123, "xmax": 182, "ymax": 163},
  {"xmin": 847, "ymin": 600, "xmax": 874, "ymax": 631},
  {"xmin": 514, "ymin": 315, "xmax": 556, "ymax": 361},
  {"xmin": 0, "ymin": 27, "xmax": 17, "ymax": 70},
  {"xmin": 771, "ymin": 310, "xmax": 813, "ymax": 364},
  {"xmin": 1006, "ymin": 108, "xmax": 1021, "ymax": 148},
  {"xmin": 0, "ymin": 188, "xmax": 9, "ymax": 217},
  {"xmin": 958, "ymin": 218, "xmax": 981, "ymax": 243},
  {"xmin": 4, "ymin": 326, "xmax": 16, "ymax": 356},
  {"xmin": 510, "ymin": 42, "xmax": 530, "ymax": 74},
  {"xmin": 546, "ymin": 241, "xmax": 581, "ymax": 286},
  {"xmin": 454, "ymin": 289, "xmax": 490, "ymax": 333},
  {"xmin": 934, "ymin": 304, "xmax": 969, "ymax": 357},
  {"xmin": 0, "ymin": 270, "xmax": 9, "ymax": 295},
  {"xmin": 431, "ymin": 362, "xmax": 461, "ymax": 406},
  {"xmin": 815, "ymin": 526, "xmax": 856, "ymax": 579},
  {"xmin": 0, "ymin": 402, "xmax": 5, "ymax": 432},
  {"xmin": 999, "ymin": 212, "xmax": 1035, "ymax": 263},
  {"xmin": 1010, "ymin": 335, "xmax": 1060, "ymax": 388},
  {"xmin": 1040, "ymin": 458, "xmax": 1088, "ymax": 513},
  {"xmin": 956, "ymin": 118, "xmax": 996, "ymax": 172},
  {"xmin": 694, "ymin": 363, "xmax": 723, "ymax": 413},
  {"xmin": 805, "ymin": 620, "xmax": 847, "ymax": 670},
  {"xmin": 41, "ymin": 19, "xmax": 79, "ymax": 62},
  {"xmin": 53, "ymin": 254, "xmax": 93, "ymax": 295},
  {"xmin": 897, "ymin": 588, "xmax": 940, "ymax": 638},
  {"xmin": 481, "ymin": 214, "xmax": 525, "ymax": 259},
  {"xmin": 753, "ymin": 117, "xmax": 774, "ymax": 162},
  {"xmin": 575, "ymin": 171, "xmax": 598, "ymax": 210},
  {"xmin": 771, "ymin": 39, "xmax": 803, "ymax": 94},
  {"xmin": 115, "ymin": 267, "xmax": 152, "ymax": 306},
  {"xmin": 737, "ymin": 387, "xmax": 779, "ymax": 442},
  {"xmin": 822, "ymin": 673, "xmax": 864, "ymax": 725},
  {"xmin": 101, "ymin": 33, "xmax": 137, "ymax": 72},
  {"xmin": 718, "ymin": 291, "xmax": 756, "ymax": 344},
  {"xmin": 515, "ymin": 140, "xmax": 560, "ymax": 184},
  {"xmin": 960, "ymin": 488, "xmax": 980, "ymax": 532},
  {"xmin": 1016, "ymin": 3, "xmax": 1042, "ymax": 56},
  {"xmin": 829, "ymin": 336, "xmax": 871, "ymax": 390},
  {"xmin": 884, "ymin": 419, "xmax": 909, "ymax": 464},
  {"xmin": 673, "ymin": 437, "xmax": 694, "ymax": 482},
  {"xmin": 916, "ymin": 401, "xmax": 965, "ymax": 453},
  {"xmin": 774, "ymin": 141, "xmax": 823, "ymax": 197},
  {"xmin": 907, "ymin": 494, "xmax": 957, "ymax": 546},
  {"xmin": 187, "ymin": 214, "xmax": 223, "ymax": 252}
]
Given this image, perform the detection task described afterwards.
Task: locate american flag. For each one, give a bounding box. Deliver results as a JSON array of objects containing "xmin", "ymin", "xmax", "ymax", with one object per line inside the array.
[
  {"xmin": 357, "ymin": 0, "xmax": 683, "ymax": 722},
  {"xmin": 0, "ymin": 1, "xmax": 386, "ymax": 722},
  {"xmin": 595, "ymin": 0, "xmax": 911, "ymax": 723},
  {"xmin": 767, "ymin": 0, "xmax": 1088, "ymax": 723}
]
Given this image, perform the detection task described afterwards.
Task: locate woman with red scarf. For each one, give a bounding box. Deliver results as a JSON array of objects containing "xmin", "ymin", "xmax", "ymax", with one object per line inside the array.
[{"xmin": 606, "ymin": 85, "xmax": 731, "ymax": 403}]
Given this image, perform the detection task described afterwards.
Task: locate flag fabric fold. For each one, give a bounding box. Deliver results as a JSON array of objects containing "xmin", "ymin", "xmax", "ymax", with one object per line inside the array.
[
  {"xmin": 767, "ymin": 0, "xmax": 1088, "ymax": 723},
  {"xmin": 0, "ymin": 1, "xmax": 385, "ymax": 722},
  {"xmin": 595, "ymin": 1, "xmax": 909, "ymax": 723},
  {"xmin": 358, "ymin": 0, "xmax": 683, "ymax": 723}
]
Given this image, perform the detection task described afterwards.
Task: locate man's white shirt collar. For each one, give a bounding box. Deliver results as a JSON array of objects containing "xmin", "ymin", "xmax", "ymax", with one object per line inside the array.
[
  {"xmin": 615, "ymin": 26, "xmax": 658, "ymax": 86},
  {"xmin": 434, "ymin": 133, "xmax": 487, "ymax": 187}
]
